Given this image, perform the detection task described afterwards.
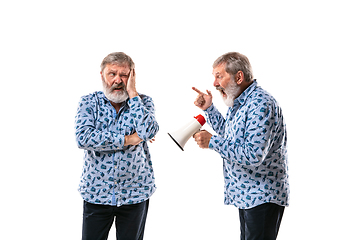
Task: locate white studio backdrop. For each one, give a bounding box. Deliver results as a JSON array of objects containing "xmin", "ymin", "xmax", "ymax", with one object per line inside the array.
[{"xmin": 1, "ymin": 1, "xmax": 359, "ymax": 239}]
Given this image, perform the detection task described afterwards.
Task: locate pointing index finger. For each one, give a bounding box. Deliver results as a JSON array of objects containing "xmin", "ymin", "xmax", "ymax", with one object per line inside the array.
[{"xmin": 192, "ymin": 87, "xmax": 204, "ymax": 95}]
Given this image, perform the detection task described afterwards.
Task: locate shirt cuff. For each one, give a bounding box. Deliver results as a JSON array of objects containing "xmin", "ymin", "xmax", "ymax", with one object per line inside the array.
[
  {"xmin": 204, "ymin": 103, "xmax": 215, "ymax": 114},
  {"xmin": 209, "ymin": 135, "xmax": 221, "ymax": 151},
  {"xmin": 203, "ymin": 103, "xmax": 217, "ymax": 121},
  {"xmin": 128, "ymin": 96, "xmax": 141, "ymax": 109}
]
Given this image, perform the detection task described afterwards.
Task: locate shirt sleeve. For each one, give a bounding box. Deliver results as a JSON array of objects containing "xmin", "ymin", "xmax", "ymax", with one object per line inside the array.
[
  {"xmin": 204, "ymin": 104, "xmax": 226, "ymax": 137},
  {"xmin": 74, "ymin": 95, "xmax": 125, "ymax": 151},
  {"xmin": 209, "ymin": 101, "xmax": 279, "ymax": 167},
  {"xmin": 128, "ymin": 95, "xmax": 159, "ymax": 141}
]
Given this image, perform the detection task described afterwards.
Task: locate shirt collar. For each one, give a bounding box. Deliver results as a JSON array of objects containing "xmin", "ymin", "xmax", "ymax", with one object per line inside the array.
[
  {"xmin": 99, "ymin": 91, "xmax": 129, "ymax": 108},
  {"xmin": 234, "ymin": 80, "xmax": 258, "ymax": 107}
]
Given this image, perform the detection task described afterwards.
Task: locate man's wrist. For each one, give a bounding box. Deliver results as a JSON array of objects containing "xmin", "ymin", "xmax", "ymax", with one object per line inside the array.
[
  {"xmin": 124, "ymin": 135, "xmax": 130, "ymax": 146},
  {"xmin": 128, "ymin": 91, "xmax": 139, "ymax": 99}
]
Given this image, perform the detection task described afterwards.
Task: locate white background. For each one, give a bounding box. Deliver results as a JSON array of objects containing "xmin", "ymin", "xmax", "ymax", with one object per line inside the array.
[{"xmin": 1, "ymin": 0, "xmax": 359, "ymax": 239}]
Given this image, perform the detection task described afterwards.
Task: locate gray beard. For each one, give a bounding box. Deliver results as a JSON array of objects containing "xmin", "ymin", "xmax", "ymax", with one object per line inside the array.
[
  {"xmin": 217, "ymin": 80, "xmax": 240, "ymax": 107},
  {"xmin": 102, "ymin": 80, "xmax": 129, "ymax": 103}
]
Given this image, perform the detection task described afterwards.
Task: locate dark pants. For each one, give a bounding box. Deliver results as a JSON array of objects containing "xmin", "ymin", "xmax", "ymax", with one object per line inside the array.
[
  {"xmin": 239, "ymin": 203, "xmax": 285, "ymax": 240},
  {"xmin": 82, "ymin": 200, "xmax": 149, "ymax": 240}
]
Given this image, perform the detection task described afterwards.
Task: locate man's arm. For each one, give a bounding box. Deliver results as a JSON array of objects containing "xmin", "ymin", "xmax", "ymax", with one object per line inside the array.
[
  {"xmin": 74, "ymin": 95, "xmax": 126, "ymax": 151},
  {"xmin": 128, "ymin": 95, "xmax": 159, "ymax": 141},
  {"xmin": 209, "ymin": 102, "xmax": 280, "ymax": 167},
  {"xmin": 125, "ymin": 68, "xmax": 159, "ymax": 142},
  {"xmin": 204, "ymin": 104, "xmax": 226, "ymax": 137}
]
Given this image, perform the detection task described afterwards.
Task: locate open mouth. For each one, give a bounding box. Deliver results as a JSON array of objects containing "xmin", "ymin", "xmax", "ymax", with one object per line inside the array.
[
  {"xmin": 216, "ymin": 87, "xmax": 227, "ymax": 97},
  {"xmin": 111, "ymin": 84, "xmax": 125, "ymax": 92},
  {"xmin": 220, "ymin": 89, "xmax": 226, "ymax": 97},
  {"xmin": 113, "ymin": 87, "xmax": 123, "ymax": 91}
]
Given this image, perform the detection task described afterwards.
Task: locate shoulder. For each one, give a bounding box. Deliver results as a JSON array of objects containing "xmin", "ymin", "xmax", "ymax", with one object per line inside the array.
[
  {"xmin": 138, "ymin": 93, "xmax": 156, "ymax": 105},
  {"xmin": 79, "ymin": 91, "xmax": 104, "ymax": 102},
  {"xmin": 243, "ymin": 87, "xmax": 283, "ymax": 122},
  {"xmin": 249, "ymin": 86, "xmax": 279, "ymax": 109},
  {"xmin": 138, "ymin": 93, "xmax": 152, "ymax": 101},
  {"xmin": 77, "ymin": 91, "xmax": 105, "ymax": 109}
]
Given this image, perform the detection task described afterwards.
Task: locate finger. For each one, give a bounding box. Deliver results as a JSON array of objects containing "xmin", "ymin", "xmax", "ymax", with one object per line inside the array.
[
  {"xmin": 132, "ymin": 69, "xmax": 136, "ymax": 79},
  {"xmin": 206, "ymin": 90, "xmax": 212, "ymax": 97},
  {"xmin": 196, "ymin": 95, "xmax": 205, "ymax": 103},
  {"xmin": 192, "ymin": 87, "xmax": 204, "ymax": 95}
]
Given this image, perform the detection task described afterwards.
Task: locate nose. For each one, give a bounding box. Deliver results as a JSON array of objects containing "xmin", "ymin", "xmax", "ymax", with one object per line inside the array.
[
  {"xmin": 213, "ymin": 78, "xmax": 219, "ymax": 88},
  {"xmin": 113, "ymin": 74, "xmax": 122, "ymax": 84}
]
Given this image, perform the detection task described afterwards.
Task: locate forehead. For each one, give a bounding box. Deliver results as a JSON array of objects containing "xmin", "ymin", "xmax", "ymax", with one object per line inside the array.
[
  {"xmin": 212, "ymin": 63, "xmax": 226, "ymax": 76},
  {"xmin": 104, "ymin": 63, "xmax": 130, "ymax": 72}
]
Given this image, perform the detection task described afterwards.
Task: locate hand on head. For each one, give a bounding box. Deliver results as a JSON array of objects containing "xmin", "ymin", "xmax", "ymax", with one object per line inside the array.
[{"xmin": 127, "ymin": 68, "xmax": 138, "ymax": 99}]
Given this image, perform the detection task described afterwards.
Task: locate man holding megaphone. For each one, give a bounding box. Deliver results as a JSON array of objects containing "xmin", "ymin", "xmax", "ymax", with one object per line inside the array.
[{"xmin": 192, "ymin": 52, "xmax": 289, "ymax": 240}]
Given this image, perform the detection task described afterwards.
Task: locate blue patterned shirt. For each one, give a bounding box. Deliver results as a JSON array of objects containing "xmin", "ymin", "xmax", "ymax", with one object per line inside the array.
[
  {"xmin": 205, "ymin": 81, "xmax": 289, "ymax": 209},
  {"xmin": 74, "ymin": 91, "xmax": 159, "ymax": 206}
]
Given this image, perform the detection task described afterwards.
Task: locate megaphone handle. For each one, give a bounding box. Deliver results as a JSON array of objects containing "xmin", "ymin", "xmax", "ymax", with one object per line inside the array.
[{"xmin": 193, "ymin": 128, "xmax": 202, "ymax": 136}]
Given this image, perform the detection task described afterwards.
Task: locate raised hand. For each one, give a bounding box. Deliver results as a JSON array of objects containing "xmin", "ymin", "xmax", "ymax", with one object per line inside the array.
[
  {"xmin": 127, "ymin": 68, "xmax": 139, "ymax": 99},
  {"xmin": 192, "ymin": 87, "xmax": 213, "ymax": 110}
]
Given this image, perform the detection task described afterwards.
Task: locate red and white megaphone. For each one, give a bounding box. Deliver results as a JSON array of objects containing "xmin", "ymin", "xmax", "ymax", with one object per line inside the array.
[{"xmin": 168, "ymin": 114, "xmax": 206, "ymax": 151}]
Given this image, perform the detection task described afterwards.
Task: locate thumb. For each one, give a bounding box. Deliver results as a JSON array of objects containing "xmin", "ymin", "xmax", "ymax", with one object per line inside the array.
[{"xmin": 206, "ymin": 90, "xmax": 212, "ymax": 97}]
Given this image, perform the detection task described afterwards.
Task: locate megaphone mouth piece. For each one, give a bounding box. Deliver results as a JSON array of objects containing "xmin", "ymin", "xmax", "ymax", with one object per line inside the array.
[
  {"xmin": 168, "ymin": 133, "xmax": 184, "ymax": 151},
  {"xmin": 194, "ymin": 114, "xmax": 206, "ymax": 126}
]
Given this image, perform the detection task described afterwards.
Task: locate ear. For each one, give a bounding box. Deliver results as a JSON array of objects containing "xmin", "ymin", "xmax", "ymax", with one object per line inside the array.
[{"xmin": 236, "ymin": 71, "xmax": 244, "ymax": 85}]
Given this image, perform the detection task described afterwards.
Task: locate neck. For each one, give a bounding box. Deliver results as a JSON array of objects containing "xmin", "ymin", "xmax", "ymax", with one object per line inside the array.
[
  {"xmin": 110, "ymin": 101, "xmax": 123, "ymax": 113},
  {"xmin": 237, "ymin": 80, "xmax": 253, "ymax": 97}
]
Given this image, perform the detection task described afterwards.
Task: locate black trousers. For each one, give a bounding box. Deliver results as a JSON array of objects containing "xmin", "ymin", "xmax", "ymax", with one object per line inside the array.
[
  {"xmin": 82, "ymin": 200, "xmax": 149, "ymax": 240},
  {"xmin": 239, "ymin": 203, "xmax": 285, "ymax": 240}
]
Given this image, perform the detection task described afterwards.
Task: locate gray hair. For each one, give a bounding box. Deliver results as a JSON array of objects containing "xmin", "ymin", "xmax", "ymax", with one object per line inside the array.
[
  {"xmin": 100, "ymin": 52, "xmax": 135, "ymax": 72},
  {"xmin": 213, "ymin": 52, "xmax": 253, "ymax": 82}
]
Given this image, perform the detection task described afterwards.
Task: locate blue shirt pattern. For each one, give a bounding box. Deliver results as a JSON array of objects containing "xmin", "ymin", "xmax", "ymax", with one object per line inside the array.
[
  {"xmin": 205, "ymin": 81, "xmax": 289, "ymax": 209},
  {"xmin": 75, "ymin": 91, "xmax": 159, "ymax": 206}
]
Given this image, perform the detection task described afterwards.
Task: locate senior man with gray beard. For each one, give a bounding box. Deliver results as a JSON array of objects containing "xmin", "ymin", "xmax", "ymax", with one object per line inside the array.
[
  {"xmin": 75, "ymin": 52, "xmax": 159, "ymax": 240},
  {"xmin": 192, "ymin": 52, "xmax": 289, "ymax": 240}
]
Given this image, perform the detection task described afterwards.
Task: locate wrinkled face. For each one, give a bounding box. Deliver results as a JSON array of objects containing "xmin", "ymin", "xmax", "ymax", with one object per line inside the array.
[
  {"xmin": 101, "ymin": 64, "xmax": 130, "ymax": 103},
  {"xmin": 212, "ymin": 64, "xmax": 240, "ymax": 107}
]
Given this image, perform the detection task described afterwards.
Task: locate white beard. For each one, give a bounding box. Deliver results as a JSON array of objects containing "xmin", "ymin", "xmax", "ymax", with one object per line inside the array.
[
  {"xmin": 217, "ymin": 79, "xmax": 240, "ymax": 107},
  {"xmin": 102, "ymin": 79, "xmax": 129, "ymax": 103}
]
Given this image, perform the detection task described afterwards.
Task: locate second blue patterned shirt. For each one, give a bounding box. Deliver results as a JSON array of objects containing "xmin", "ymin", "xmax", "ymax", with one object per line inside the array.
[{"xmin": 204, "ymin": 80, "xmax": 290, "ymax": 209}]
